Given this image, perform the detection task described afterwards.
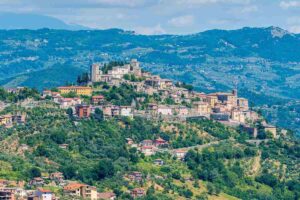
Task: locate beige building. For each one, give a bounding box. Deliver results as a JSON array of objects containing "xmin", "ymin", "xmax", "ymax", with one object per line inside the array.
[
  {"xmin": 237, "ymin": 98, "xmax": 249, "ymax": 111},
  {"xmin": 231, "ymin": 109, "xmax": 245, "ymax": 123},
  {"xmin": 108, "ymin": 65, "xmax": 130, "ymax": 79},
  {"xmin": 58, "ymin": 86, "xmax": 92, "ymax": 96},
  {"xmin": 207, "ymin": 95, "xmax": 219, "ymax": 107},
  {"xmin": 157, "ymin": 105, "xmax": 173, "ymax": 115},
  {"xmin": 264, "ymin": 125, "xmax": 277, "ymax": 138},
  {"xmin": 64, "ymin": 183, "xmax": 97, "ymax": 200},
  {"xmin": 174, "ymin": 106, "xmax": 189, "ymax": 116},
  {"xmin": 193, "ymin": 102, "xmax": 211, "ymax": 115},
  {"xmin": 0, "ymin": 114, "xmax": 12, "ymax": 126},
  {"xmin": 130, "ymin": 59, "xmax": 142, "ymax": 77}
]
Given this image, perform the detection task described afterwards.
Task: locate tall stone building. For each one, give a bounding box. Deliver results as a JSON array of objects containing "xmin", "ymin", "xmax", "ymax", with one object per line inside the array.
[
  {"xmin": 130, "ymin": 59, "xmax": 142, "ymax": 76},
  {"xmin": 90, "ymin": 63, "xmax": 102, "ymax": 82}
]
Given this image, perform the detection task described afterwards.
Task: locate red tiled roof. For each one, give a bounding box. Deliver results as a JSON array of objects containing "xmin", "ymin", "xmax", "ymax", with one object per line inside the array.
[
  {"xmin": 38, "ymin": 188, "xmax": 52, "ymax": 193},
  {"xmin": 132, "ymin": 188, "xmax": 145, "ymax": 192},
  {"xmin": 98, "ymin": 192, "xmax": 116, "ymax": 199}
]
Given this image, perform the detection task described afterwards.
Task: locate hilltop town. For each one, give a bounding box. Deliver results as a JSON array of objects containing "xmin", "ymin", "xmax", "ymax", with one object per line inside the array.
[
  {"xmin": 43, "ymin": 59, "xmax": 277, "ymax": 138},
  {"xmin": 0, "ymin": 60, "xmax": 298, "ymax": 200}
]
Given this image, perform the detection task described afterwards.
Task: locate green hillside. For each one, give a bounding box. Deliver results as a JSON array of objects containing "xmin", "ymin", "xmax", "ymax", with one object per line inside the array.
[{"xmin": 0, "ymin": 100, "xmax": 299, "ymax": 199}]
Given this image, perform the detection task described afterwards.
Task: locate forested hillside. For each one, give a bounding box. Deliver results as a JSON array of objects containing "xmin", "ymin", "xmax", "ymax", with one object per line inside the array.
[{"xmin": 0, "ymin": 97, "xmax": 299, "ymax": 199}]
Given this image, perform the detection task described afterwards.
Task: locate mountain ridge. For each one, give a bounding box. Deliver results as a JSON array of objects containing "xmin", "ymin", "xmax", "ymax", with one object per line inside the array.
[
  {"xmin": 0, "ymin": 27, "xmax": 299, "ymax": 134},
  {"xmin": 0, "ymin": 13, "xmax": 89, "ymax": 30}
]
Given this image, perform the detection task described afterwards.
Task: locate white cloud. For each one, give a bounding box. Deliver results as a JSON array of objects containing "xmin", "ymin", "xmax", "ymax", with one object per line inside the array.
[
  {"xmin": 168, "ymin": 15, "xmax": 195, "ymax": 27},
  {"xmin": 287, "ymin": 16, "xmax": 300, "ymax": 24},
  {"xmin": 174, "ymin": 0, "xmax": 251, "ymax": 6},
  {"xmin": 134, "ymin": 24, "xmax": 166, "ymax": 35},
  {"xmin": 286, "ymin": 16, "xmax": 300, "ymax": 33},
  {"xmin": 279, "ymin": 1, "xmax": 300, "ymax": 9},
  {"xmin": 289, "ymin": 25, "xmax": 300, "ymax": 33},
  {"xmin": 209, "ymin": 19, "xmax": 232, "ymax": 25},
  {"xmin": 0, "ymin": 0, "xmax": 157, "ymax": 9},
  {"xmin": 240, "ymin": 5, "xmax": 258, "ymax": 13}
]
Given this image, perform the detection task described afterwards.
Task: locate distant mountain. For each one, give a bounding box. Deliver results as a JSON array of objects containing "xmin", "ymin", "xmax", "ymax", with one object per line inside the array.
[
  {"xmin": 0, "ymin": 13, "xmax": 89, "ymax": 30},
  {"xmin": 0, "ymin": 27, "xmax": 299, "ymax": 134}
]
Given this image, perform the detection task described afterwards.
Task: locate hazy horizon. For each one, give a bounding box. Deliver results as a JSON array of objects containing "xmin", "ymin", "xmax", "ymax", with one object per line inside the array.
[{"xmin": 1, "ymin": 0, "xmax": 300, "ymax": 35}]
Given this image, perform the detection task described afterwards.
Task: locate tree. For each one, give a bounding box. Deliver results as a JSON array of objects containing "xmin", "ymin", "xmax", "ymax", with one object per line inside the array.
[
  {"xmin": 35, "ymin": 145, "xmax": 49, "ymax": 157},
  {"xmin": 95, "ymin": 159, "xmax": 115, "ymax": 180},
  {"xmin": 183, "ymin": 189, "xmax": 193, "ymax": 198},
  {"xmin": 171, "ymin": 171, "xmax": 181, "ymax": 180},
  {"xmin": 61, "ymin": 165, "xmax": 77, "ymax": 179},
  {"xmin": 50, "ymin": 131, "xmax": 66, "ymax": 144},
  {"xmin": 93, "ymin": 108, "xmax": 104, "ymax": 121},
  {"xmin": 66, "ymin": 108, "xmax": 73, "ymax": 118},
  {"xmin": 256, "ymin": 174, "xmax": 279, "ymax": 187},
  {"xmin": 207, "ymin": 183, "xmax": 218, "ymax": 195},
  {"xmin": 28, "ymin": 167, "xmax": 41, "ymax": 178}
]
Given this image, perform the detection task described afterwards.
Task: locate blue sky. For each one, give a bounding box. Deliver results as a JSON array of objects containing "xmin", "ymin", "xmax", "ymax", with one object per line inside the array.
[{"xmin": 1, "ymin": 0, "xmax": 300, "ymax": 34}]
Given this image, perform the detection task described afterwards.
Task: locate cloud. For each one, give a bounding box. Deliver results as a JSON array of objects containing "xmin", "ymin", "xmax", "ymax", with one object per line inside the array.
[
  {"xmin": 288, "ymin": 25, "xmax": 300, "ymax": 33},
  {"xmin": 287, "ymin": 16, "xmax": 300, "ymax": 24},
  {"xmin": 168, "ymin": 15, "xmax": 195, "ymax": 27},
  {"xmin": 174, "ymin": 0, "xmax": 251, "ymax": 6},
  {"xmin": 1, "ymin": 0, "xmax": 158, "ymax": 9},
  {"xmin": 240, "ymin": 5, "xmax": 258, "ymax": 13},
  {"xmin": 286, "ymin": 16, "xmax": 300, "ymax": 33},
  {"xmin": 279, "ymin": 1, "xmax": 300, "ymax": 9},
  {"xmin": 209, "ymin": 19, "xmax": 230, "ymax": 25},
  {"xmin": 134, "ymin": 24, "xmax": 166, "ymax": 35}
]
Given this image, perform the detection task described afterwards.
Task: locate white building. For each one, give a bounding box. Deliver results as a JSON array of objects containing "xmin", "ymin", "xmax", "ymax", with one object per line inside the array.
[
  {"xmin": 173, "ymin": 149, "xmax": 187, "ymax": 159},
  {"xmin": 36, "ymin": 188, "xmax": 53, "ymax": 200},
  {"xmin": 108, "ymin": 65, "xmax": 130, "ymax": 79},
  {"xmin": 141, "ymin": 146, "xmax": 156, "ymax": 156},
  {"xmin": 58, "ymin": 98, "xmax": 82, "ymax": 109},
  {"xmin": 120, "ymin": 106, "xmax": 133, "ymax": 117},
  {"xmin": 157, "ymin": 105, "xmax": 173, "ymax": 115}
]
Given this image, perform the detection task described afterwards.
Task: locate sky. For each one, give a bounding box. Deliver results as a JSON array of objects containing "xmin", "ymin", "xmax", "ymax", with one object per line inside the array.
[{"xmin": 1, "ymin": 0, "xmax": 300, "ymax": 34}]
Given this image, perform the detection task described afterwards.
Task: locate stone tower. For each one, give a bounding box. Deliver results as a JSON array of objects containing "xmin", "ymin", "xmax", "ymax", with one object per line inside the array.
[
  {"xmin": 90, "ymin": 63, "xmax": 102, "ymax": 82},
  {"xmin": 130, "ymin": 59, "xmax": 141, "ymax": 76}
]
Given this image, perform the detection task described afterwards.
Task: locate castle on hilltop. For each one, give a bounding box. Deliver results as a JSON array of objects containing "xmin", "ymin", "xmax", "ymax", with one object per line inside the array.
[{"xmin": 90, "ymin": 59, "xmax": 142, "ymax": 83}]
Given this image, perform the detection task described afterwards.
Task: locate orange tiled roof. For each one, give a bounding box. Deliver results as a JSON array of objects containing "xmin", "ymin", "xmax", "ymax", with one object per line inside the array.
[
  {"xmin": 38, "ymin": 188, "xmax": 52, "ymax": 193},
  {"xmin": 64, "ymin": 183, "xmax": 86, "ymax": 191}
]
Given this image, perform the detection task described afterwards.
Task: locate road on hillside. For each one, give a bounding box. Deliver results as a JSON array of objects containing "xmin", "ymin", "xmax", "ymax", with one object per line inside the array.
[{"xmin": 156, "ymin": 140, "xmax": 222, "ymax": 154}]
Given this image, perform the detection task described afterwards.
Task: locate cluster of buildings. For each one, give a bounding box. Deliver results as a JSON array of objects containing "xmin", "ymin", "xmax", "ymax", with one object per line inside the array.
[
  {"xmin": 0, "ymin": 173, "xmax": 116, "ymax": 200},
  {"xmin": 89, "ymin": 59, "xmax": 258, "ymax": 124},
  {"xmin": 0, "ymin": 113, "xmax": 26, "ymax": 128},
  {"xmin": 126, "ymin": 137, "xmax": 190, "ymax": 160},
  {"xmin": 126, "ymin": 137, "xmax": 169, "ymax": 156},
  {"xmin": 88, "ymin": 59, "xmax": 274, "ymax": 135},
  {"xmin": 42, "ymin": 59, "xmax": 277, "ymax": 138}
]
